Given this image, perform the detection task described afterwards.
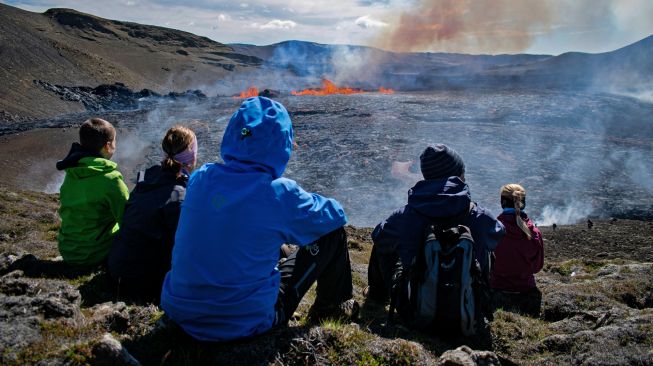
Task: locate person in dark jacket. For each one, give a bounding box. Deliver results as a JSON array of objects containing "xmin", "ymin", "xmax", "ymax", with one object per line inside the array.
[
  {"xmin": 490, "ymin": 183, "xmax": 544, "ymax": 316},
  {"xmin": 108, "ymin": 125, "xmax": 197, "ymax": 301},
  {"xmin": 367, "ymin": 144, "xmax": 505, "ymax": 303}
]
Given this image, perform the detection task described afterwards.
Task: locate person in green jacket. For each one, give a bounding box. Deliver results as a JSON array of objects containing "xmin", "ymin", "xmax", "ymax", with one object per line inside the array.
[{"xmin": 56, "ymin": 118, "xmax": 129, "ymax": 267}]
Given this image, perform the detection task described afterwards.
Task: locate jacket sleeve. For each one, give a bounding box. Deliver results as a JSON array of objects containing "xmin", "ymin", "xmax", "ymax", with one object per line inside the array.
[
  {"xmin": 471, "ymin": 207, "xmax": 506, "ymax": 252},
  {"xmin": 277, "ymin": 180, "xmax": 348, "ymax": 246},
  {"xmin": 530, "ymin": 226, "xmax": 545, "ymax": 273},
  {"xmin": 371, "ymin": 209, "xmax": 403, "ymax": 255},
  {"xmin": 108, "ymin": 177, "xmax": 129, "ymax": 225}
]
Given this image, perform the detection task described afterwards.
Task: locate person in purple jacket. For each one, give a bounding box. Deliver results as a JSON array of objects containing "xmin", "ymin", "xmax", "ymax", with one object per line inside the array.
[
  {"xmin": 367, "ymin": 144, "xmax": 505, "ymax": 304},
  {"xmin": 490, "ymin": 183, "xmax": 544, "ymax": 316}
]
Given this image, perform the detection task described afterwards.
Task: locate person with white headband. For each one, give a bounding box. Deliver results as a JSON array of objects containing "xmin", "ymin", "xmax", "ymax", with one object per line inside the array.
[{"xmin": 108, "ymin": 125, "xmax": 198, "ymax": 302}]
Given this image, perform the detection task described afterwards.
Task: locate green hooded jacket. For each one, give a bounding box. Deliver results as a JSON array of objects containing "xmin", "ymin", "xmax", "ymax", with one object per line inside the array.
[{"xmin": 58, "ymin": 152, "xmax": 129, "ymax": 266}]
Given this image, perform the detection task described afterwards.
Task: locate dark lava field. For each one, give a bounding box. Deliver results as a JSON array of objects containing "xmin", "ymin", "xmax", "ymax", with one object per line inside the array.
[{"xmin": 1, "ymin": 90, "xmax": 652, "ymax": 227}]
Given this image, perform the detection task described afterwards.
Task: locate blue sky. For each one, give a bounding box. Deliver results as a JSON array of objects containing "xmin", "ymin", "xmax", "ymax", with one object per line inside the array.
[{"xmin": 3, "ymin": 0, "xmax": 653, "ymax": 55}]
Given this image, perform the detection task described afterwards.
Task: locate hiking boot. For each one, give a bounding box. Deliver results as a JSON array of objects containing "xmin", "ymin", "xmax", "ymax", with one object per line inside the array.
[{"xmin": 307, "ymin": 299, "xmax": 360, "ymax": 322}]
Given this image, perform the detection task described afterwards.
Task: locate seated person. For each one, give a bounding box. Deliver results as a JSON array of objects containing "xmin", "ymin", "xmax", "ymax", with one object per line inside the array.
[
  {"xmin": 160, "ymin": 97, "xmax": 357, "ymax": 342},
  {"xmin": 56, "ymin": 118, "xmax": 129, "ymax": 267},
  {"xmin": 490, "ymin": 184, "xmax": 544, "ymax": 316},
  {"xmin": 108, "ymin": 126, "xmax": 197, "ymax": 301},
  {"xmin": 367, "ymin": 144, "xmax": 505, "ymax": 303}
]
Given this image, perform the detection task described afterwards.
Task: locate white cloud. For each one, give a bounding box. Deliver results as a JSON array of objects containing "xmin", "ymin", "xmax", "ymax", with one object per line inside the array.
[
  {"xmin": 259, "ymin": 19, "xmax": 297, "ymax": 30},
  {"xmin": 355, "ymin": 15, "xmax": 387, "ymax": 29},
  {"xmin": 218, "ymin": 13, "xmax": 229, "ymax": 21}
]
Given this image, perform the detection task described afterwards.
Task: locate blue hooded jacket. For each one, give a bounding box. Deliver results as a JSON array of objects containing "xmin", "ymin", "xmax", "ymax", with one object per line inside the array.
[
  {"xmin": 372, "ymin": 177, "xmax": 504, "ymax": 273},
  {"xmin": 160, "ymin": 97, "xmax": 347, "ymax": 341}
]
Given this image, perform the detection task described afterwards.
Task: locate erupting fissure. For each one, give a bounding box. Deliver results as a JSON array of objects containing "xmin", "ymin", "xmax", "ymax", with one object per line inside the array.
[
  {"xmin": 235, "ymin": 87, "xmax": 259, "ymax": 98},
  {"xmin": 292, "ymin": 79, "xmax": 363, "ymax": 96},
  {"xmin": 235, "ymin": 80, "xmax": 394, "ymax": 98}
]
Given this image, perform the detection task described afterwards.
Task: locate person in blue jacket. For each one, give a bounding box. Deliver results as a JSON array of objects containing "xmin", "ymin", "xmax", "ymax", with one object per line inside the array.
[
  {"xmin": 367, "ymin": 144, "xmax": 505, "ymax": 303},
  {"xmin": 160, "ymin": 96, "xmax": 356, "ymax": 342}
]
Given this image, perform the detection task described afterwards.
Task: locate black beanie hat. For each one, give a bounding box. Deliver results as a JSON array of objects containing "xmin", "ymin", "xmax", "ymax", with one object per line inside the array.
[{"xmin": 420, "ymin": 144, "xmax": 465, "ymax": 180}]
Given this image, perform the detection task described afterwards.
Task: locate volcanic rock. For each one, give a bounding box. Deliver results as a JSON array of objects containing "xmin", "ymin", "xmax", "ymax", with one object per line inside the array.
[
  {"xmin": 90, "ymin": 333, "xmax": 141, "ymax": 366},
  {"xmin": 436, "ymin": 346, "xmax": 501, "ymax": 366}
]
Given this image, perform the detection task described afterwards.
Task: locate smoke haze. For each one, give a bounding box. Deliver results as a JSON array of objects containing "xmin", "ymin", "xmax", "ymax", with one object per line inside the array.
[{"xmin": 372, "ymin": 0, "xmax": 653, "ymax": 54}]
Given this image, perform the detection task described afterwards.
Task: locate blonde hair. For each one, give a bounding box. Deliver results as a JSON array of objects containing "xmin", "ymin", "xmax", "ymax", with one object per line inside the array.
[
  {"xmin": 161, "ymin": 125, "xmax": 196, "ymax": 176},
  {"xmin": 500, "ymin": 183, "xmax": 532, "ymax": 240}
]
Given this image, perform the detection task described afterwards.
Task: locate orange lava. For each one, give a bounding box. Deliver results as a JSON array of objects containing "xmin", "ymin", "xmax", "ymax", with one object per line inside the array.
[
  {"xmin": 379, "ymin": 87, "xmax": 395, "ymax": 94},
  {"xmin": 291, "ymin": 79, "xmax": 364, "ymax": 96},
  {"xmin": 235, "ymin": 87, "xmax": 259, "ymax": 98}
]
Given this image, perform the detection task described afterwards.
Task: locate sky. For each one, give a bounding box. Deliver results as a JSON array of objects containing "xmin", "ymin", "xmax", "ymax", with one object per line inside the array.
[{"xmin": 3, "ymin": 0, "xmax": 653, "ymax": 55}]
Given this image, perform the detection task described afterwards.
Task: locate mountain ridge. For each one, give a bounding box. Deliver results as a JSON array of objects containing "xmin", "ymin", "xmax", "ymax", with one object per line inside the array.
[{"xmin": 1, "ymin": 3, "xmax": 651, "ymax": 122}]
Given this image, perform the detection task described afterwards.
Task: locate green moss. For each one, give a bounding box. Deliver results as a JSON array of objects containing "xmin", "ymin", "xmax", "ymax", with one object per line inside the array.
[
  {"xmin": 65, "ymin": 343, "xmax": 93, "ymax": 366},
  {"xmin": 149, "ymin": 309, "xmax": 165, "ymax": 325}
]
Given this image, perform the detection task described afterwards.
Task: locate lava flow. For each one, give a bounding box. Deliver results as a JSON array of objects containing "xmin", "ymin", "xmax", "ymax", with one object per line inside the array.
[
  {"xmin": 235, "ymin": 87, "xmax": 259, "ymax": 98},
  {"xmin": 379, "ymin": 87, "xmax": 395, "ymax": 94},
  {"xmin": 291, "ymin": 79, "xmax": 364, "ymax": 96}
]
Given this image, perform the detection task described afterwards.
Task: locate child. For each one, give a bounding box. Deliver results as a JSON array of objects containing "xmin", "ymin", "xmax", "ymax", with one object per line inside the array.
[
  {"xmin": 56, "ymin": 118, "xmax": 129, "ymax": 267},
  {"xmin": 108, "ymin": 126, "xmax": 197, "ymax": 301},
  {"xmin": 490, "ymin": 183, "xmax": 544, "ymax": 315}
]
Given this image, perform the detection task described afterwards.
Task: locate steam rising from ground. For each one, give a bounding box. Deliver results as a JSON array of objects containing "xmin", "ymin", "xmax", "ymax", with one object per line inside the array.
[{"xmin": 8, "ymin": 92, "xmax": 651, "ymax": 228}]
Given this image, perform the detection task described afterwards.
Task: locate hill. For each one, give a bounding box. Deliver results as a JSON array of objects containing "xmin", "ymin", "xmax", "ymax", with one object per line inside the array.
[
  {"xmin": 232, "ymin": 36, "xmax": 653, "ymax": 91},
  {"xmin": 2, "ymin": 3, "xmax": 651, "ymax": 123},
  {"xmin": 0, "ymin": 4, "xmax": 262, "ymax": 121}
]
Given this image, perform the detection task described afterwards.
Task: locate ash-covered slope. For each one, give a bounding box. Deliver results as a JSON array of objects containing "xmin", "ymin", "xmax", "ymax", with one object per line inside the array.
[{"xmin": 0, "ymin": 4, "xmax": 262, "ymax": 121}]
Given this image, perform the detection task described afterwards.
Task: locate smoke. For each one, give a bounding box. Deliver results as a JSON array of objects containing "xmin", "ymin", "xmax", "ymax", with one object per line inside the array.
[
  {"xmin": 374, "ymin": 0, "xmax": 554, "ymax": 53},
  {"xmin": 44, "ymin": 172, "xmax": 65, "ymax": 194},
  {"xmin": 536, "ymin": 200, "xmax": 595, "ymax": 226},
  {"xmin": 371, "ymin": 0, "xmax": 653, "ymax": 55}
]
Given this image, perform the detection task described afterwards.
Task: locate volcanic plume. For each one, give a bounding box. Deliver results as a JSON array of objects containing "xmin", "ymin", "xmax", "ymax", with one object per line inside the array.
[{"xmin": 375, "ymin": 0, "xmax": 554, "ymax": 53}]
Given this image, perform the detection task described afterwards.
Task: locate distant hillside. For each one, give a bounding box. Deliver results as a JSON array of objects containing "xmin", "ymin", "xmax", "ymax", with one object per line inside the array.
[
  {"xmin": 232, "ymin": 36, "xmax": 653, "ymax": 91},
  {"xmin": 0, "ymin": 4, "xmax": 262, "ymax": 120},
  {"xmin": 522, "ymin": 35, "xmax": 653, "ymax": 89},
  {"xmin": 230, "ymin": 41, "xmax": 553, "ymax": 90}
]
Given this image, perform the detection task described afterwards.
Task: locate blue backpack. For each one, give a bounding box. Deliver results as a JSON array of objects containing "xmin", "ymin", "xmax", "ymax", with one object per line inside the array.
[{"xmin": 389, "ymin": 223, "xmax": 483, "ymax": 336}]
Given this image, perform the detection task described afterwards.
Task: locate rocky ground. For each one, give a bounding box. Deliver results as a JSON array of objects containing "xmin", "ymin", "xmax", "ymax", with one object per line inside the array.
[{"xmin": 0, "ymin": 186, "xmax": 651, "ymax": 365}]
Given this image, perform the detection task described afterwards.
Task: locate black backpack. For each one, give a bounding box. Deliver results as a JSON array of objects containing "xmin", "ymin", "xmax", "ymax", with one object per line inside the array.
[{"xmin": 389, "ymin": 219, "xmax": 485, "ymax": 336}]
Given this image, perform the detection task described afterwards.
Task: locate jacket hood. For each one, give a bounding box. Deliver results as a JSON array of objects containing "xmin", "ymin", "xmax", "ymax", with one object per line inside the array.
[
  {"xmin": 64, "ymin": 156, "xmax": 119, "ymax": 179},
  {"xmin": 134, "ymin": 165, "xmax": 187, "ymax": 193},
  {"xmin": 56, "ymin": 142, "xmax": 102, "ymax": 171},
  {"xmin": 407, "ymin": 176, "xmax": 472, "ymax": 219},
  {"xmin": 220, "ymin": 97, "xmax": 293, "ymax": 178}
]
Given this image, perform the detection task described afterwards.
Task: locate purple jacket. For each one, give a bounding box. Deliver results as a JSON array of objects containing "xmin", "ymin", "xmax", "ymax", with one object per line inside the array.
[
  {"xmin": 372, "ymin": 177, "xmax": 505, "ymax": 273},
  {"xmin": 490, "ymin": 211, "xmax": 544, "ymax": 292}
]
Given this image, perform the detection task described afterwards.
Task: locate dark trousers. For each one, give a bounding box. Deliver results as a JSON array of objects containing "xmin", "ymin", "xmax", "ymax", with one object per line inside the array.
[
  {"xmin": 491, "ymin": 287, "xmax": 542, "ymax": 317},
  {"xmin": 274, "ymin": 227, "xmax": 353, "ymax": 324},
  {"xmin": 367, "ymin": 244, "xmax": 400, "ymax": 303}
]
